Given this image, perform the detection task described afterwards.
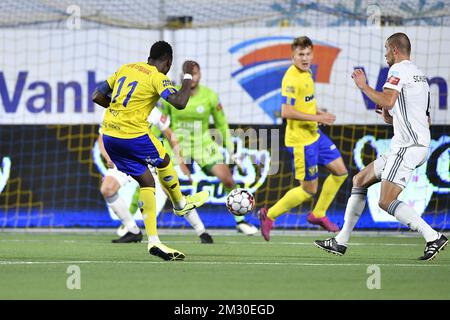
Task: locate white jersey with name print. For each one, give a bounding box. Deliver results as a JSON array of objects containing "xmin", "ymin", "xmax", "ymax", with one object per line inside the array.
[{"xmin": 383, "ymin": 60, "xmax": 430, "ymax": 148}]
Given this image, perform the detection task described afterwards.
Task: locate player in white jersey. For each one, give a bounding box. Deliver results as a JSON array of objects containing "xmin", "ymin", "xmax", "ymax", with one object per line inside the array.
[
  {"xmin": 315, "ymin": 33, "xmax": 447, "ymax": 261},
  {"xmin": 98, "ymin": 108, "xmax": 214, "ymax": 243}
]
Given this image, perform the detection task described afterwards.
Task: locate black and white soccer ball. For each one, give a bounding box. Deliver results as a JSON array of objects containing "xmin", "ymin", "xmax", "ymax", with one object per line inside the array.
[{"xmin": 226, "ymin": 188, "xmax": 255, "ymax": 216}]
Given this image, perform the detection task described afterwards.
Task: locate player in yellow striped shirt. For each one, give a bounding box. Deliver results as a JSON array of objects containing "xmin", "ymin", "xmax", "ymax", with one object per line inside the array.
[
  {"xmin": 92, "ymin": 41, "xmax": 209, "ymax": 260},
  {"xmin": 259, "ymin": 36, "xmax": 348, "ymax": 240}
]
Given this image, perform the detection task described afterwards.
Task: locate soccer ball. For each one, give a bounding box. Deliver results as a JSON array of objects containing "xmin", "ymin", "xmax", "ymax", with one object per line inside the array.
[{"xmin": 226, "ymin": 188, "xmax": 255, "ymax": 216}]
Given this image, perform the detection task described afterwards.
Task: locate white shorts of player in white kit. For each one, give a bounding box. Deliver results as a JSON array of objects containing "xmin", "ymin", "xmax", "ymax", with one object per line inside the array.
[
  {"xmin": 374, "ymin": 145, "xmax": 429, "ymax": 189},
  {"xmin": 105, "ymin": 166, "xmax": 133, "ymax": 187}
]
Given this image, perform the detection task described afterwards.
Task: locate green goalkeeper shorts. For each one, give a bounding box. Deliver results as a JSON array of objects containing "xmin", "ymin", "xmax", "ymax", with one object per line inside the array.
[{"xmin": 193, "ymin": 141, "xmax": 224, "ymax": 175}]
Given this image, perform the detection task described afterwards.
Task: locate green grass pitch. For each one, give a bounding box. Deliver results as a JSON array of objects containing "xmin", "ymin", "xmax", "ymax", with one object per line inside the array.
[{"xmin": 0, "ymin": 231, "xmax": 449, "ymax": 300}]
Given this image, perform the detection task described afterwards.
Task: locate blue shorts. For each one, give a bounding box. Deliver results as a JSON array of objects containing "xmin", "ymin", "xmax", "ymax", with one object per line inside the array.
[
  {"xmin": 102, "ymin": 133, "xmax": 166, "ymax": 177},
  {"xmin": 287, "ymin": 131, "xmax": 341, "ymax": 181}
]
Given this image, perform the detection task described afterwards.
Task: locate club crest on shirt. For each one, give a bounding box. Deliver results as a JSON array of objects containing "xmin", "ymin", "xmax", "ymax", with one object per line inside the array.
[
  {"xmin": 196, "ymin": 105, "xmax": 205, "ymax": 113},
  {"xmin": 308, "ymin": 165, "xmax": 318, "ymax": 177},
  {"xmin": 286, "ymin": 86, "xmax": 295, "ymax": 94},
  {"xmin": 109, "ymin": 109, "xmax": 119, "ymax": 117}
]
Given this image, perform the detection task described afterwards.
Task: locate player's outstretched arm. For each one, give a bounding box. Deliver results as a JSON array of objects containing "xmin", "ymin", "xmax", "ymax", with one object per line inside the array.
[
  {"xmin": 352, "ymin": 69, "xmax": 399, "ymax": 109},
  {"xmin": 212, "ymin": 102, "xmax": 234, "ymax": 155},
  {"xmin": 165, "ymin": 61, "xmax": 197, "ymax": 110},
  {"xmin": 165, "ymin": 79, "xmax": 191, "ymax": 110},
  {"xmin": 92, "ymin": 81, "xmax": 112, "ymax": 108}
]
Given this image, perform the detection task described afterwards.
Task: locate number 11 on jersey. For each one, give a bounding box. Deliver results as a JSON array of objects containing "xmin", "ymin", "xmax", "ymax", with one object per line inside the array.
[{"xmin": 112, "ymin": 76, "xmax": 138, "ymax": 107}]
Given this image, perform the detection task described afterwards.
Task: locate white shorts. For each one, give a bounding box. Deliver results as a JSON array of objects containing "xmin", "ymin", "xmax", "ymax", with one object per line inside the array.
[
  {"xmin": 105, "ymin": 166, "xmax": 132, "ymax": 187},
  {"xmin": 374, "ymin": 146, "xmax": 428, "ymax": 189}
]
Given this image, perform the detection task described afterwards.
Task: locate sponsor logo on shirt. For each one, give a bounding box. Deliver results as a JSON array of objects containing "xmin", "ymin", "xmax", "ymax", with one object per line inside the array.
[
  {"xmin": 162, "ymin": 79, "xmax": 172, "ymax": 87},
  {"xmin": 305, "ymin": 94, "xmax": 315, "ymax": 102},
  {"xmin": 387, "ymin": 76, "xmax": 400, "ymax": 85},
  {"xmin": 145, "ymin": 156, "xmax": 160, "ymax": 166},
  {"xmin": 160, "ymin": 114, "xmax": 168, "ymax": 123},
  {"xmin": 102, "ymin": 121, "xmax": 121, "ymax": 131}
]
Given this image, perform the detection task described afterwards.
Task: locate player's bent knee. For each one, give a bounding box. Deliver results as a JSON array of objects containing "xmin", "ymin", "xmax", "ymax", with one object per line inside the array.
[
  {"xmin": 301, "ymin": 185, "xmax": 317, "ymax": 196},
  {"xmin": 100, "ymin": 185, "xmax": 115, "ymax": 198},
  {"xmin": 352, "ymin": 173, "xmax": 365, "ymax": 188},
  {"xmin": 334, "ymin": 165, "xmax": 348, "ymax": 177},
  {"xmin": 378, "ymin": 199, "xmax": 391, "ymax": 212},
  {"xmin": 100, "ymin": 182, "xmax": 119, "ymax": 198}
]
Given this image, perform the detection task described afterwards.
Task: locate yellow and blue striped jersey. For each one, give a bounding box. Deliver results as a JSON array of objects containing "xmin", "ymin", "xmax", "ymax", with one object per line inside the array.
[
  {"xmin": 281, "ymin": 65, "xmax": 319, "ymax": 146},
  {"xmin": 101, "ymin": 62, "xmax": 177, "ymax": 138}
]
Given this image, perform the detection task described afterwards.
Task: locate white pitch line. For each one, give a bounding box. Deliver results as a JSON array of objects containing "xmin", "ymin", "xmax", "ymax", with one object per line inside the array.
[
  {"xmin": 0, "ymin": 240, "xmax": 78, "ymax": 243},
  {"xmin": 163, "ymin": 241, "xmax": 422, "ymax": 247},
  {"xmin": 0, "ymin": 239, "xmax": 423, "ymax": 246},
  {"xmin": 0, "ymin": 260, "xmax": 448, "ymax": 268}
]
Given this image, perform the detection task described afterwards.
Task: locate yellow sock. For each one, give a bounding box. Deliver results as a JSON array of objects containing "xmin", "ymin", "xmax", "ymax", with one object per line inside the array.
[
  {"xmin": 267, "ymin": 186, "xmax": 313, "ymax": 220},
  {"xmin": 312, "ymin": 174, "xmax": 347, "ymax": 218},
  {"xmin": 139, "ymin": 187, "xmax": 157, "ymax": 237},
  {"xmin": 156, "ymin": 160, "xmax": 185, "ymax": 209}
]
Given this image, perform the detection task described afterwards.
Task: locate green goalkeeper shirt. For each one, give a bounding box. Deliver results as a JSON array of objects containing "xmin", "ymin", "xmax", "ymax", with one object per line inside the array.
[{"xmin": 161, "ymin": 84, "xmax": 234, "ymax": 155}]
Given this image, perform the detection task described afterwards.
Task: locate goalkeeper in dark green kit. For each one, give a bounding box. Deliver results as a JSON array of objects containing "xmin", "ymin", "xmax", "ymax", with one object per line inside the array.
[{"xmin": 162, "ymin": 60, "xmax": 258, "ymax": 235}]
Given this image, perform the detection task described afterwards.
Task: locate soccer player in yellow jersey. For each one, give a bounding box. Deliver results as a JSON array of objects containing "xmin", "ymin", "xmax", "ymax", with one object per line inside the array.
[
  {"xmin": 92, "ymin": 41, "xmax": 209, "ymax": 261},
  {"xmin": 259, "ymin": 36, "xmax": 348, "ymax": 241}
]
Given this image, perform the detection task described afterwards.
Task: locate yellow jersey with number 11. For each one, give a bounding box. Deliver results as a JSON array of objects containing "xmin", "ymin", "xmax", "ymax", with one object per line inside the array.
[
  {"xmin": 102, "ymin": 62, "xmax": 177, "ymax": 139},
  {"xmin": 281, "ymin": 65, "xmax": 319, "ymax": 146}
]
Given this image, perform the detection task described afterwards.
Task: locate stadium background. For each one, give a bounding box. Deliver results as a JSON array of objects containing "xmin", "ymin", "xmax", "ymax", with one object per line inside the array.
[{"xmin": 0, "ymin": 0, "xmax": 449, "ymax": 230}]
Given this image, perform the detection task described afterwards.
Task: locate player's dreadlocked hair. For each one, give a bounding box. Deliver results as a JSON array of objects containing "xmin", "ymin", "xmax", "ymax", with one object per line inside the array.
[{"xmin": 149, "ymin": 41, "xmax": 173, "ymax": 61}]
